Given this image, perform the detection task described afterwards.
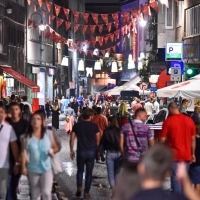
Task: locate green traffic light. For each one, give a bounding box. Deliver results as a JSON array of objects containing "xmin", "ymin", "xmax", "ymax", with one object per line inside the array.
[{"xmin": 186, "ymin": 69, "xmax": 193, "ymax": 75}]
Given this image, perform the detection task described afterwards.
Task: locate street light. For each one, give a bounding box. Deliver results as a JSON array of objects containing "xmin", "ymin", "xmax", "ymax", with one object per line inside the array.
[
  {"xmin": 139, "ymin": 19, "xmax": 147, "ymax": 27},
  {"xmin": 61, "ymin": 56, "xmax": 69, "ymax": 66},
  {"xmin": 30, "ymin": 12, "xmax": 46, "ymax": 31}
]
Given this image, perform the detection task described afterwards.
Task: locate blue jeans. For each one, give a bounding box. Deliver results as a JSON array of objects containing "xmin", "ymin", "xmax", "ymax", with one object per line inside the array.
[
  {"xmin": 106, "ymin": 152, "xmax": 121, "ymax": 188},
  {"xmin": 171, "ymin": 162, "xmax": 190, "ymax": 193},
  {"xmin": 76, "ymin": 151, "xmax": 95, "ymax": 193}
]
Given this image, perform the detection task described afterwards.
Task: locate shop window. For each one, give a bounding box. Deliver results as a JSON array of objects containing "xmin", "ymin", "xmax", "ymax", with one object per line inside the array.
[
  {"xmin": 186, "ymin": 4, "xmax": 200, "ymax": 37},
  {"xmin": 8, "ymin": 27, "xmax": 16, "ymax": 46},
  {"xmin": 165, "ymin": 0, "xmax": 174, "ymax": 29}
]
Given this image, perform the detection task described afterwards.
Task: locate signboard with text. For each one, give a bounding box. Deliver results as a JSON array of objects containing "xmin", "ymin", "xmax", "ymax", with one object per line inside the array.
[{"xmin": 166, "ymin": 43, "xmax": 183, "ymax": 61}]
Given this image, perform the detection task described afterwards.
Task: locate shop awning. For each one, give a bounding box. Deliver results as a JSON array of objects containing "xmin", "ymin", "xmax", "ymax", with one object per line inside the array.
[{"xmin": 1, "ymin": 66, "xmax": 40, "ymax": 92}]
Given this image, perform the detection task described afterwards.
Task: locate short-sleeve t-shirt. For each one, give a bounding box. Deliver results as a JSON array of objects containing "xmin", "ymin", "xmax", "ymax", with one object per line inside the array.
[
  {"xmin": 72, "ymin": 121, "xmax": 99, "ymax": 152},
  {"xmin": 120, "ymin": 119, "xmax": 153, "ymax": 163},
  {"xmin": 0, "ymin": 122, "xmax": 17, "ymax": 168},
  {"xmin": 160, "ymin": 114, "xmax": 196, "ymax": 161},
  {"xmin": 131, "ymin": 188, "xmax": 188, "ymax": 200}
]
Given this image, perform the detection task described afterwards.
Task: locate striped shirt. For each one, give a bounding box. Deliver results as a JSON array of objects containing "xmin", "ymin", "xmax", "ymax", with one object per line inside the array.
[{"xmin": 120, "ymin": 119, "xmax": 153, "ymax": 163}]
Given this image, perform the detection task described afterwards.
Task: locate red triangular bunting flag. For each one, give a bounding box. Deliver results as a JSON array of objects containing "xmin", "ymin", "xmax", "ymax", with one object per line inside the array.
[
  {"xmin": 122, "ymin": 11, "xmax": 129, "ymax": 23},
  {"xmin": 141, "ymin": 4, "xmax": 151, "ymax": 16},
  {"xmin": 56, "ymin": 18, "xmax": 63, "ymax": 28},
  {"xmin": 112, "ymin": 46, "xmax": 116, "ymax": 52},
  {"xmin": 98, "ymin": 24, "xmax": 103, "ymax": 33},
  {"xmin": 112, "ymin": 13, "xmax": 118, "ymax": 23},
  {"xmin": 42, "ymin": 9, "xmax": 47, "ymax": 17},
  {"xmin": 91, "ymin": 39, "xmax": 96, "ymax": 47},
  {"xmin": 104, "ymin": 36, "xmax": 109, "ymax": 44},
  {"xmin": 46, "ymin": 1, "xmax": 52, "ymax": 12},
  {"xmin": 78, "ymin": 47, "xmax": 82, "ymax": 54},
  {"xmin": 45, "ymin": 31, "xmax": 51, "ymax": 39},
  {"xmin": 82, "ymin": 13, "xmax": 89, "ymax": 24},
  {"xmin": 82, "ymin": 25, "xmax": 88, "ymax": 34},
  {"xmin": 114, "ymin": 30, "xmax": 120, "ymax": 39},
  {"xmin": 98, "ymin": 37, "xmax": 103, "ymax": 46},
  {"xmin": 101, "ymin": 14, "xmax": 108, "ymax": 24},
  {"xmin": 85, "ymin": 50, "xmax": 88, "ymax": 56},
  {"xmin": 114, "ymin": 22, "xmax": 118, "ymax": 29},
  {"xmin": 63, "ymin": 8, "xmax": 70, "ymax": 20},
  {"xmin": 49, "ymin": 27, "xmax": 54, "ymax": 33},
  {"xmin": 117, "ymin": 42, "xmax": 120, "ymax": 47},
  {"xmin": 90, "ymin": 50, "xmax": 94, "ymax": 57},
  {"xmin": 72, "ymin": 11, "xmax": 79, "ymax": 23},
  {"xmin": 54, "ymin": 4, "xmax": 61, "ymax": 16},
  {"xmin": 74, "ymin": 24, "xmax": 80, "ymax": 33},
  {"xmin": 132, "ymin": 18, "xmax": 137, "ymax": 33},
  {"xmin": 150, "ymin": 0, "xmax": 159, "ymax": 12},
  {"xmin": 107, "ymin": 48, "xmax": 111, "ymax": 53},
  {"xmin": 28, "ymin": 19, "xmax": 32, "ymax": 26},
  {"xmin": 49, "ymin": 15, "xmax": 55, "ymax": 24},
  {"xmin": 91, "ymin": 14, "xmax": 98, "ymax": 25},
  {"xmin": 38, "ymin": 0, "xmax": 43, "ymax": 7},
  {"xmin": 110, "ymin": 34, "xmax": 115, "ymax": 42},
  {"xmin": 90, "ymin": 25, "xmax": 96, "ymax": 34},
  {"xmin": 124, "ymin": 25, "xmax": 128, "ymax": 34},
  {"xmin": 33, "ymin": 21, "xmax": 38, "ymax": 29},
  {"xmin": 27, "ymin": 0, "xmax": 31, "ymax": 5},
  {"xmin": 34, "ymin": 3, "xmax": 39, "ymax": 12},
  {"xmin": 121, "ymin": 27, "xmax": 125, "ymax": 36},
  {"xmin": 107, "ymin": 23, "xmax": 112, "ymax": 33},
  {"xmin": 131, "ymin": 9, "xmax": 138, "ymax": 18},
  {"xmin": 65, "ymin": 22, "xmax": 71, "ymax": 31}
]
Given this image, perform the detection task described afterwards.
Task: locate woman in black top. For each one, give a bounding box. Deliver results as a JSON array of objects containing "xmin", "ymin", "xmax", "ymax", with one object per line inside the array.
[
  {"xmin": 100, "ymin": 115, "xmax": 121, "ymax": 197},
  {"xmin": 51, "ymin": 100, "xmax": 60, "ymax": 130}
]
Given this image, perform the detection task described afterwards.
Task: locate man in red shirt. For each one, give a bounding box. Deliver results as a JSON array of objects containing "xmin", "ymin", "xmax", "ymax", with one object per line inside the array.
[{"xmin": 160, "ymin": 102, "xmax": 196, "ymax": 193}]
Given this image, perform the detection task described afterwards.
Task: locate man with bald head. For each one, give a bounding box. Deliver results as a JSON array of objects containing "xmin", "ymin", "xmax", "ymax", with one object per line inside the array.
[{"xmin": 160, "ymin": 102, "xmax": 196, "ymax": 194}]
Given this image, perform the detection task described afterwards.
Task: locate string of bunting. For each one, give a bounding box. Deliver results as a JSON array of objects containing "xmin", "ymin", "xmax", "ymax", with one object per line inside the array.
[{"xmin": 27, "ymin": 0, "xmax": 171, "ymax": 29}]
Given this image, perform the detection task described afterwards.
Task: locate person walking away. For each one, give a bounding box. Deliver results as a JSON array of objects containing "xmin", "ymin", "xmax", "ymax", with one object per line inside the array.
[
  {"xmin": 100, "ymin": 116, "xmax": 121, "ymax": 199},
  {"xmin": 0, "ymin": 105, "xmax": 20, "ymax": 200},
  {"xmin": 45, "ymin": 99, "xmax": 51, "ymax": 119},
  {"xmin": 160, "ymin": 101, "xmax": 196, "ymax": 193},
  {"xmin": 144, "ymin": 99, "xmax": 153, "ymax": 116},
  {"xmin": 88, "ymin": 97, "xmax": 94, "ymax": 108},
  {"xmin": 189, "ymin": 123, "xmax": 200, "ymax": 195},
  {"xmin": 21, "ymin": 95, "xmax": 32, "ymax": 113},
  {"xmin": 60, "ymin": 96, "xmax": 66, "ymax": 113},
  {"xmin": 92, "ymin": 107, "xmax": 108, "ymax": 138},
  {"xmin": 130, "ymin": 145, "xmax": 188, "ymax": 200},
  {"xmin": 21, "ymin": 110, "xmax": 59, "ymax": 200},
  {"xmin": 70, "ymin": 108, "xmax": 100, "ymax": 199},
  {"xmin": 7, "ymin": 102, "xmax": 28, "ymax": 200},
  {"xmin": 64, "ymin": 104, "xmax": 75, "ymax": 134},
  {"xmin": 179, "ymin": 99, "xmax": 189, "ymax": 114},
  {"xmin": 71, "ymin": 98, "xmax": 80, "ymax": 117},
  {"xmin": 191, "ymin": 106, "xmax": 200, "ymax": 123},
  {"xmin": 120, "ymin": 108, "xmax": 154, "ymax": 169},
  {"xmin": 151, "ymin": 97, "xmax": 160, "ymax": 114},
  {"xmin": 52, "ymin": 100, "xmax": 60, "ymax": 130},
  {"xmin": 132, "ymin": 99, "xmax": 142, "ymax": 115},
  {"xmin": 117, "ymin": 102, "xmax": 131, "ymax": 128},
  {"xmin": 131, "ymin": 97, "xmax": 137, "ymax": 108},
  {"xmin": 22, "ymin": 104, "xmax": 32, "ymax": 121}
]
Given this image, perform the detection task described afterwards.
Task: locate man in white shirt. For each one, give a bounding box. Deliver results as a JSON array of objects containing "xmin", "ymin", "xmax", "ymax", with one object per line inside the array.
[
  {"xmin": 144, "ymin": 99, "xmax": 153, "ymax": 116},
  {"xmin": 0, "ymin": 105, "xmax": 20, "ymax": 200},
  {"xmin": 151, "ymin": 98, "xmax": 160, "ymax": 114},
  {"xmin": 131, "ymin": 97, "xmax": 137, "ymax": 108},
  {"xmin": 21, "ymin": 95, "xmax": 32, "ymax": 112}
]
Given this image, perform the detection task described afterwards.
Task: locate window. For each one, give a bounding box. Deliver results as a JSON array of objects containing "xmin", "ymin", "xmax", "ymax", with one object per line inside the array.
[
  {"xmin": 17, "ymin": 30, "xmax": 24, "ymax": 47},
  {"xmin": 165, "ymin": 0, "xmax": 174, "ymax": 29},
  {"xmin": 8, "ymin": 27, "xmax": 16, "ymax": 46},
  {"xmin": 0, "ymin": 20, "xmax": 3, "ymax": 44},
  {"xmin": 186, "ymin": 4, "xmax": 200, "ymax": 37},
  {"xmin": 177, "ymin": 1, "xmax": 183, "ymax": 27}
]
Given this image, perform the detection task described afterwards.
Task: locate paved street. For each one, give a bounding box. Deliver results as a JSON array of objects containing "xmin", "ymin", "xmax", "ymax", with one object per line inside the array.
[{"xmin": 56, "ymin": 123, "xmax": 112, "ymax": 200}]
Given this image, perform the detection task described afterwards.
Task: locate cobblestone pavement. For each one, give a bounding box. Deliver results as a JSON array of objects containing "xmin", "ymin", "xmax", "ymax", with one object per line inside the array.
[{"xmin": 56, "ymin": 124, "xmax": 112, "ymax": 200}]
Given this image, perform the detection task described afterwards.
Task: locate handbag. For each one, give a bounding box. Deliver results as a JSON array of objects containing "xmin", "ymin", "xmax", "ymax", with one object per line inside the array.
[{"xmin": 47, "ymin": 130, "xmax": 63, "ymax": 175}]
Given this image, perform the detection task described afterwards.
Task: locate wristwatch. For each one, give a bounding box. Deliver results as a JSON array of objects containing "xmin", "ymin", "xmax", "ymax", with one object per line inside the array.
[{"xmin": 15, "ymin": 162, "xmax": 20, "ymax": 166}]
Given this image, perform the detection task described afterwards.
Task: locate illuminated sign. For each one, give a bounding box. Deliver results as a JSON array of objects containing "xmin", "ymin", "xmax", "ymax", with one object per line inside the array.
[{"xmin": 166, "ymin": 43, "xmax": 183, "ymax": 61}]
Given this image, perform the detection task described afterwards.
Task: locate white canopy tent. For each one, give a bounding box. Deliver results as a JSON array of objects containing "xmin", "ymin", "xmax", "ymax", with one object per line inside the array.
[{"xmin": 157, "ymin": 75, "xmax": 200, "ymax": 98}]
